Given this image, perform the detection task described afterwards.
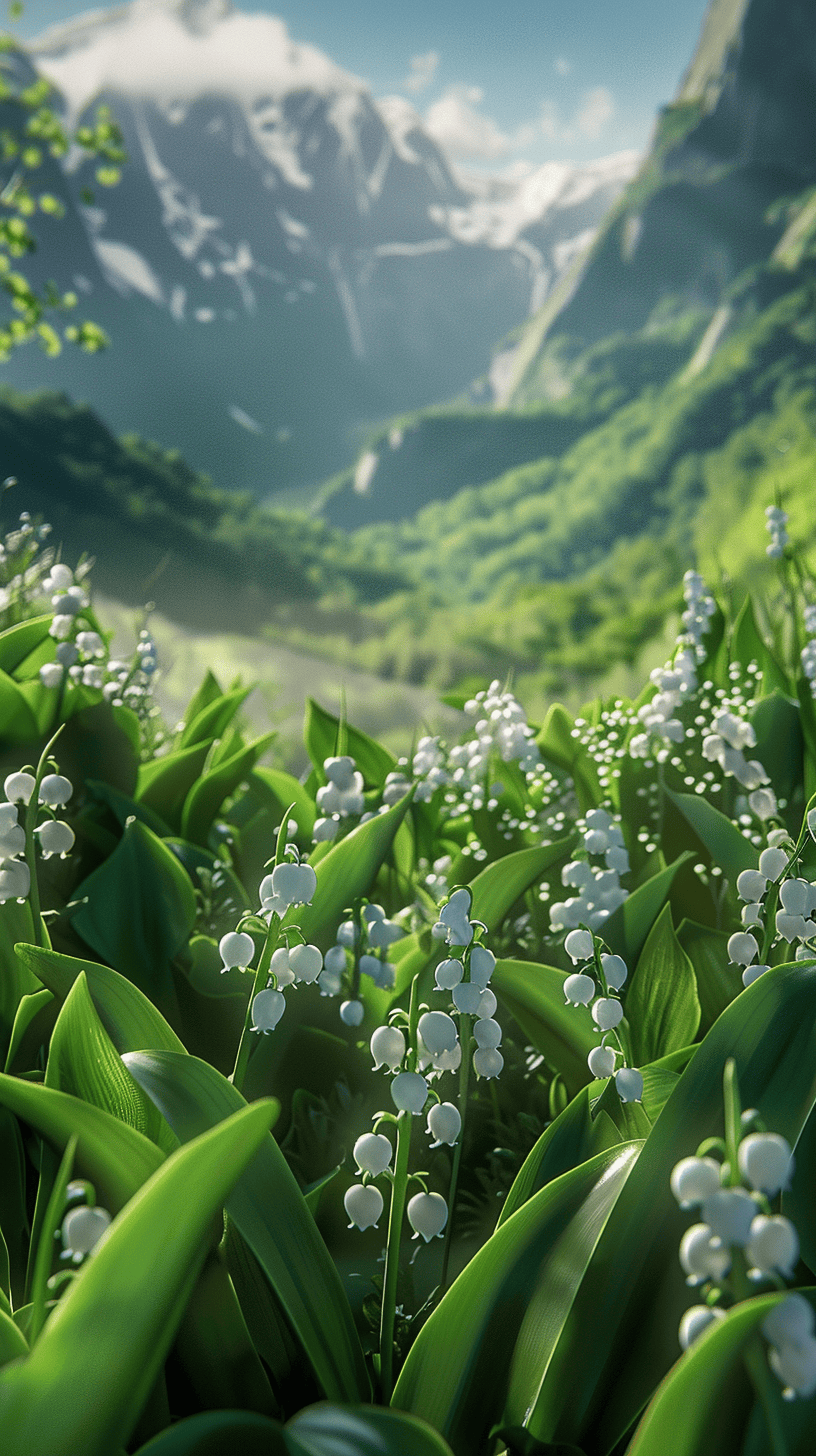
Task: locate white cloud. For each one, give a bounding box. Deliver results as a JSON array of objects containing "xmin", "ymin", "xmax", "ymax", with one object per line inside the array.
[
  {"xmin": 403, "ymin": 50, "xmax": 439, "ymax": 95},
  {"xmin": 424, "ymin": 85, "xmax": 535, "ymax": 162},
  {"xmin": 575, "ymin": 86, "xmax": 615, "ymax": 139},
  {"xmin": 554, "ymin": 57, "xmax": 571, "ymax": 76}
]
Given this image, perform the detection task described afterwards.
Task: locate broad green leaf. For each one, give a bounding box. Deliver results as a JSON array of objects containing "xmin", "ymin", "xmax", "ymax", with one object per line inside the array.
[
  {"xmin": 0, "ymin": 666, "xmax": 40, "ymax": 742},
  {"xmin": 0, "ymin": 614, "xmax": 53, "ymax": 675},
  {"xmin": 180, "ymin": 733, "xmax": 276, "ymax": 846},
  {"xmin": 602, "ymin": 852, "xmax": 694, "ymax": 964},
  {"xmin": 730, "ymin": 596, "xmax": 789, "ymax": 695},
  {"xmin": 0, "ymin": 1100, "xmax": 277, "ymax": 1456},
  {"xmin": 3, "ymin": 989, "xmax": 54, "ymax": 1076},
  {"xmin": 0, "ymin": 1107, "xmax": 27, "ymax": 1307},
  {"xmin": 491, "ymin": 959, "xmax": 596, "ymax": 1096},
  {"xmin": 627, "ymin": 1291, "xmax": 806, "ymax": 1456},
  {"xmin": 497, "ymin": 1086, "xmax": 621, "ymax": 1227},
  {"xmin": 535, "ymin": 702, "xmax": 602, "ymax": 809},
  {"xmin": 625, "ymin": 905, "xmax": 700, "ymax": 1065},
  {"xmin": 518, "ymin": 961, "xmax": 816, "ymax": 1454},
  {"xmin": 71, "ymin": 821, "xmax": 196, "ymax": 1015},
  {"xmin": 16, "ymin": 945, "xmax": 186, "ymax": 1059},
  {"xmin": 0, "ymin": 1071, "xmax": 162, "ymax": 1213},
  {"xmin": 134, "ymin": 741, "xmax": 212, "ymax": 833},
  {"xmin": 0, "ymin": 1306, "xmax": 27, "ymax": 1366},
  {"xmin": 292, "ymin": 791, "xmax": 414, "ymax": 948},
  {"xmin": 84, "ymin": 780, "xmax": 169, "ymax": 836},
  {"xmin": 249, "ymin": 766, "xmax": 317, "ymax": 837},
  {"xmin": 123, "ymin": 1050, "xmax": 370, "ymax": 1404},
  {"xmin": 176, "ymin": 669, "xmax": 223, "ymax": 738},
  {"xmin": 171, "ymin": 1251, "xmax": 276, "ymax": 1420},
  {"xmin": 287, "ymin": 1404, "xmax": 456, "ymax": 1456},
  {"xmin": 392, "ymin": 1143, "xmax": 640, "ymax": 1455},
  {"xmin": 303, "ymin": 697, "xmax": 396, "ymax": 785},
  {"xmin": 133, "ymin": 1411, "xmax": 288, "ymax": 1455},
  {"xmin": 0, "ymin": 894, "xmax": 39, "ymax": 1057},
  {"xmin": 783, "ymin": 1098, "xmax": 816, "ymax": 1276},
  {"xmin": 750, "ymin": 692, "xmax": 804, "ymax": 801},
  {"xmin": 44, "ymin": 974, "xmax": 176, "ymax": 1153},
  {"xmin": 676, "ymin": 920, "xmax": 737, "ymax": 1033},
  {"xmin": 178, "ymin": 683, "xmax": 251, "ymax": 749},
  {"xmin": 665, "ymin": 790, "xmax": 756, "ymax": 881}
]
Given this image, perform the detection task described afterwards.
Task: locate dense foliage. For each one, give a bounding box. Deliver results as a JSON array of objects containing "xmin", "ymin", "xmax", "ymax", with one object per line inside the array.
[{"xmin": 0, "ymin": 498, "xmax": 814, "ymax": 1453}]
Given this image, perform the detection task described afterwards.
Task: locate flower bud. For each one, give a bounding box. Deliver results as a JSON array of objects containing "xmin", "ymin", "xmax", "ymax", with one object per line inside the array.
[
  {"xmin": 592, "ymin": 997, "xmax": 623, "ymax": 1030},
  {"xmin": 370, "ymin": 1024, "xmax": 405, "ymax": 1071},
  {"xmin": 390, "ymin": 1071, "xmax": 428, "ymax": 1114},
  {"xmin": 61, "ymin": 1205, "xmax": 111, "ymax": 1260},
  {"xmin": 426, "ymin": 1102, "xmax": 461, "ymax": 1147},
  {"xmin": 344, "ymin": 1183, "xmax": 383, "ymax": 1230},
  {"xmin": 313, "ymin": 816, "xmax": 339, "ymax": 842},
  {"xmin": 251, "ymin": 988, "xmax": 286, "ymax": 1032},
  {"xmin": 219, "ymin": 931, "xmax": 255, "ymax": 973},
  {"xmin": 678, "ymin": 1305, "xmax": 726, "ymax": 1350},
  {"xmin": 738, "ymin": 1133, "xmax": 794, "ymax": 1196},
  {"xmin": 353, "ymin": 1133, "xmax": 392, "ymax": 1176},
  {"xmin": 601, "ymin": 953, "xmax": 628, "ymax": 990},
  {"xmin": 670, "ymin": 1156, "xmax": 722, "ymax": 1209},
  {"xmin": 340, "ymin": 999, "xmax": 364, "ymax": 1026},
  {"xmin": 40, "ymin": 663, "xmax": 63, "ymax": 688},
  {"xmin": 588, "ymin": 1045, "xmax": 616, "ymax": 1079},
  {"xmin": 407, "ymin": 1191, "xmax": 448, "ymax": 1242}
]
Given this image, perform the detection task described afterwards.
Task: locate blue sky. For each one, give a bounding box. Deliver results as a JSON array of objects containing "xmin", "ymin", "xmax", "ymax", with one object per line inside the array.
[{"xmin": 14, "ymin": 0, "xmax": 713, "ymax": 170}]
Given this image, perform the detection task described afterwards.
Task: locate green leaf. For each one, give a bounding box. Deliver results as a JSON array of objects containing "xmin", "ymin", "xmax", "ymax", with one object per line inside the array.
[
  {"xmin": 391, "ymin": 1143, "xmax": 640, "ymax": 1456},
  {"xmin": 676, "ymin": 920, "xmax": 737, "ymax": 1034},
  {"xmin": 3, "ymin": 989, "xmax": 55, "ymax": 1076},
  {"xmin": 0, "ymin": 614, "xmax": 53, "ymax": 675},
  {"xmin": 134, "ymin": 741, "xmax": 212, "ymax": 833},
  {"xmin": 133, "ymin": 1411, "xmax": 288, "ymax": 1455},
  {"xmin": 287, "ymin": 1404, "xmax": 456, "ymax": 1456},
  {"xmin": 602, "ymin": 852, "xmax": 694, "ymax": 964},
  {"xmin": 178, "ymin": 684, "xmax": 252, "ymax": 749},
  {"xmin": 626, "ymin": 1291, "xmax": 809, "ymax": 1456},
  {"xmin": 0, "ymin": 666, "xmax": 39, "ymax": 742},
  {"xmin": 0, "ymin": 1107, "xmax": 28, "ymax": 1307},
  {"xmin": 0, "ymin": 1071, "xmax": 163, "ymax": 1213},
  {"xmin": 15, "ymin": 944, "xmax": 186, "ymax": 1058},
  {"xmin": 71, "ymin": 821, "xmax": 196, "ymax": 1015},
  {"xmin": 625, "ymin": 905, "xmax": 700, "ymax": 1065},
  {"xmin": 0, "ymin": 897, "xmax": 41, "ymax": 1057},
  {"xmin": 0, "ymin": 1306, "xmax": 27, "ymax": 1367},
  {"xmin": 180, "ymin": 733, "xmax": 276, "ymax": 846},
  {"xmin": 249, "ymin": 766, "xmax": 317, "ymax": 837},
  {"xmin": 516, "ymin": 961, "xmax": 816, "ymax": 1455},
  {"xmin": 303, "ymin": 698, "xmax": 396, "ymax": 785},
  {"xmin": 176, "ymin": 669, "xmax": 223, "ymax": 736},
  {"xmin": 0, "ymin": 1100, "xmax": 277, "ymax": 1456},
  {"xmin": 44, "ymin": 973, "xmax": 176, "ymax": 1152},
  {"xmin": 491, "ymin": 959, "xmax": 597, "ymax": 1096},
  {"xmin": 497, "ymin": 1086, "xmax": 621, "ymax": 1227},
  {"xmin": 123, "ymin": 1049, "xmax": 370, "ymax": 1404},
  {"xmin": 535, "ymin": 703, "xmax": 602, "ymax": 810},
  {"xmin": 665, "ymin": 791, "xmax": 756, "ymax": 882},
  {"xmin": 730, "ymin": 596, "xmax": 789, "ymax": 694},
  {"xmin": 750, "ymin": 692, "xmax": 804, "ymax": 801}
]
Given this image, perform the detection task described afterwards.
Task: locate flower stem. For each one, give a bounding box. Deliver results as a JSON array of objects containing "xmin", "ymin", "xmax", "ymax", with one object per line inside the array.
[
  {"xmin": 25, "ymin": 725, "xmax": 65, "ymax": 948},
  {"xmin": 230, "ymin": 919, "xmax": 280, "ymax": 1094},
  {"xmin": 379, "ymin": 1106, "xmax": 412, "ymax": 1401},
  {"xmin": 439, "ymin": 1011, "xmax": 470, "ymax": 1294}
]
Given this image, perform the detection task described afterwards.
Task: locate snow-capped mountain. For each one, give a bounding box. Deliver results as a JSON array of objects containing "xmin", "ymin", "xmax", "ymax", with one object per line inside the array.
[{"xmin": 4, "ymin": 0, "xmax": 638, "ymax": 500}]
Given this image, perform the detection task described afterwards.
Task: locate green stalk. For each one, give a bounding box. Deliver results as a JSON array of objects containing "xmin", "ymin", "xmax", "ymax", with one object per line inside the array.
[
  {"xmin": 24, "ymin": 725, "xmax": 65, "ymax": 949},
  {"xmin": 723, "ymin": 1058, "xmax": 742, "ymax": 1186},
  {"xmin": 230, "ymin": 918, "xmax": 280, "ymax": 1094},
  {"xmin": 379, "ymin": 1107, "xmax": 412, "ymax": 1401},
  {"xmin": 439, "ymin": 1010, "xmax": 470, "ymax": 1294}
]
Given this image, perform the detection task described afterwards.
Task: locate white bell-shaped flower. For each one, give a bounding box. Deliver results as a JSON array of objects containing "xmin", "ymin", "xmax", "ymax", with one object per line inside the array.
[
  {"xmin": 727, "ymin": 932, "xmax": 759, "ymax": 967},
  {"xmin": 452, "ymin": 982, "xmax": 482, "ymax": 1015},
  {"xmin": 252, "ymin": 988, "xmax": 286, "ymax": 1032},
  {"xmin": 368, "ymin": 918, "xmax": 404, "ymax": 950},
  {"xmin": 0, "ymin": 803, "xmax": 18, "ymax": 834},
  {"xmin": 407, "ymin": 1191, "xmax": 448, "ymax": 1242},
  {"xmin": 679, "ymin": 1224, "xmax": 731, "ymax": 1285},
  {"xmin": 743, "ymin": 963, "xmax": 770, "ymax": 987},
  {"xmin": 0, "ymin": 858, "xmax": 30, "ymax": 902},
  {"xmin": 779, "ymin": 879, "xmax": 812, "ymax": 916},
  {"xmin": 418, "ymin": 1011, "xmax": 458, "ymax": 1055},
  {"xmin": 738, "ymin": 1133, "xmax": 794, "ymax": 1196},
  {"xmin": 769, "ymin": 1336, "xmax": 816, "ymax": 1400},
  {"xmin": 289, "ymin": 943, "xmax": 323, "ymax": 984},
  {"xmin": 61, "ymin": 1205, "xmax": 111, "ymax": 1261},
  {"xmin": 438, "ymin": 888, "xmax": 473, "ymax": 946},
  {"xmin": 435, "ymin": 958, "xmax": 464, "ymax": 990},
  {"xmin": 762, "ymin": 1293, "xmax": 815, "ymax": 1348},
  {"xmin": 736, "ymin": 869, "xmax": 768, "ymax": 902},
  {"xmin": 473, "ymin": 1046, "xmax": 503, "ymax": 1079},
  {"xmin": 40, "ymin": 663, "xmax": 63, "ymax": 689},
  {"xmin": 219, "ymin": 931, "xmax": 255, "ymax": 973},
  {"xmin": 615, "ymin": 1067, "xmax": 643, "ymax": 1103},
  {"xmin": 370, "ymin": 1024, "xmax": 405, "ymax": 1071},
  {"xmin": 359, "ymin": 953, "xmax": 384, "ymax": 982},
  {"xmin": 701, "ymin": 1187, "xmax": 758, "ymax": 1247},
  {"xmin": 431, "ymin": 1041, "xmax": 462, "ymax": 1074},
  {"xmin": 313, "ymin": 816, "xmax": 339, "ymax": 842},
  {"xmin": 678, "ymin": 1305, "xmax": 726, "ymax": 1350},
  {"xmin": 0, "ymin": 822, "xmax": 25, "ymax": 857},
  {"xmin": 35, "ymin": 820, "xmax": 74, "ymax": 858},
  {"xmin": 588, "ymin": 1045, "xmax": 616, "ymax": 1079},
  {"xmin": 270, "ymin": 861, "xmax": 317, "ymax": 907},
  {"xmin": 269, "ymin": 946, "xmax": 296, "ymax": 987},
  {"xmin": 340, "ymin": 999, "xmax": 364, "ymax": 1026},
  {"xmin": 473, "ymin": 1017, "xmax": 502, "ymax": 1049},
  {"xmin": 592, "ymin": 997, "xmax": 623, "ymax": 1030},
  {"xmin": 4, "ymin": 771, "xmax": 35, "ymax": 804},
  {"xmin": 391, "ymin": 1071, "xmax": 428, "ymax": 1114},
  {"xmin": 38, "ymin": 773, "xmax": 72, "ymax": 807},
  {"xmin": 323, "ymin": 944, "xmax": 347, "ymax": 975},
  {"xmin": 476, "ymin": 987, "xmax": 497, "ymax": 1018},
  {"xmin": 601, "ymin": 953, "xmax": 628, "ymax": 990},
  {"xmin": 747, "ymin": 1215, "xmax": 799, "ymax": 1278},
  {"xmin": 324, "ymin": 756, "xmax": 356, "ymax": 790},
  {"xmin": 565, "ymin": 928, "xmax": 594, "ymax": 963},
  {"xmin": 76, "ymin": 630, "xmax": 105, "ymax": 658},
  {"xmin": 344, "ymin": 1183, "xmax": 383, "ymax": 1231},
  {"xmin": 469, "ymin": 944, "xmax": 496, "ymax": 988},
  {"xmin": 670, "ymin": 1156, "xmax": 722, "ymax": 1209},
  {"xmin": 426, "ymin": 1102, "xmax": 461, "ymax": 1147},
  {"xmin": 758, "ymin": 847, "xmax": 789, "ymax": 881},
  {"xmin": 353, "ymin": 1133, "xmax": 392, "ymax": 1176}
]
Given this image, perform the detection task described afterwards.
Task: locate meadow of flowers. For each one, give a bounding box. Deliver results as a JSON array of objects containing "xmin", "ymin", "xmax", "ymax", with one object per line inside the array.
[{"xmin": 0, "ymin": 495, "xmax": 814, "ymax": 1456}]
